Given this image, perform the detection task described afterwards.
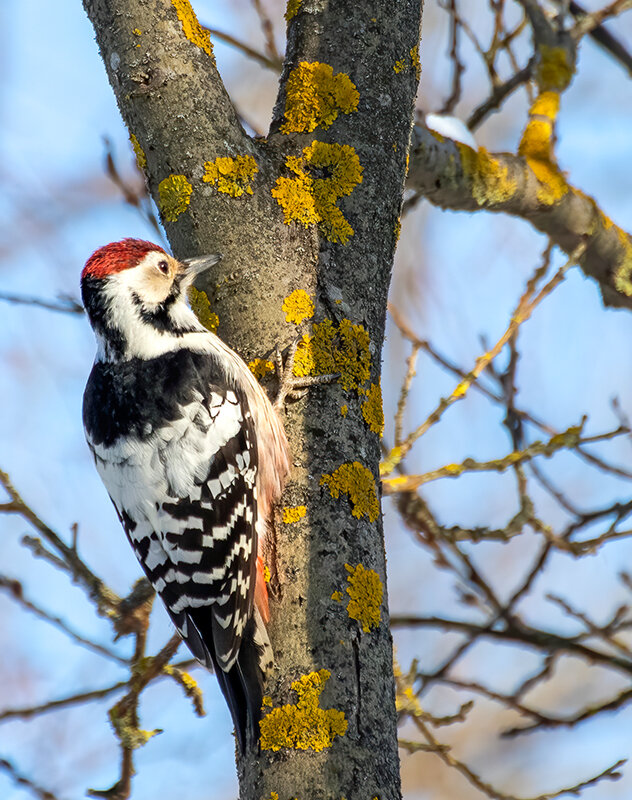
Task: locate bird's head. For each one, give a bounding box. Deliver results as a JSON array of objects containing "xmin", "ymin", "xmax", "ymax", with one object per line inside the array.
[{"xmin": 81, "ymin": 238, "xmax": 220, "ymax": 359}]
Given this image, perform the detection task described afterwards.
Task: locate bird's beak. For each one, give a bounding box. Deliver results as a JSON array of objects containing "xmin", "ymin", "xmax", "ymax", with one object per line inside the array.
[{"xmin": 178, "ymin": 253, "xmax": 221, "ymax": 290}]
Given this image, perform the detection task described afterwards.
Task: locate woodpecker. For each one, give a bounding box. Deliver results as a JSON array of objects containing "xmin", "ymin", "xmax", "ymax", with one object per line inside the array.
[{"xmin": 81, "ymin": 239, "xmax": 289, "ymax": 750}]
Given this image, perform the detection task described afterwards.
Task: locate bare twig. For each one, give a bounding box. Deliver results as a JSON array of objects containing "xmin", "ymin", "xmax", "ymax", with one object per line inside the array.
[
  {"xmin": 0, "ymin": 757, "xmax": 60, "ymax": 800},
  {"xmin": 0, "ymin": 292, "xmax": 83, "ymax": 314},
  {"xmin": 0, "ymin": 576, "xmax": 128, "ymax": 664}
]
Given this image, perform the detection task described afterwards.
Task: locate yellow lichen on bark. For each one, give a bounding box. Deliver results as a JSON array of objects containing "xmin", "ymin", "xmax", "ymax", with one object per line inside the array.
[
  {"xmin": 283, "ymin": 289, "xmax": 315, "ymax": 324},
  {"xmin": 272, "ymin": 141, "xmax": 363, "ymax": 244},
  {"xmin": 259, "ymin": 670, "xmax": 348, "ymax": 752},
  {"xmin": 248, "ymin": 358, "xmax": 275, "ymax": 379},
  {"xmin": 292, "ymin": 317, "xmax": 371, "ymax": 391},
  {"xmin": 158, "ymin": 174, "xmax": 193, "ymax": 222},
  {"xmin": 280, "ymin": 62, "xmax": 359, "ymax": 134},
  {"xmin": 457, "ymin": 145, "xmax": 517, "ymax": 206},
  {"xmin": 188, "ymin": 286, "xmax": 219, "ymax": 332},
  {"xmin": 519, "ymin": 90, "xmax": 568, "ymax": 206},
  {"xmin": 320, "ymin": 462, "xmax": 380, "ymax": 522},
  {"xmin": 202, "ymin": 155, "xmax": 258, "ymax": 197},
  {"xmin": 129, "ymin": 133, "xmax": 147, "ymax": 170},
  {"xmin": 410, "ymin": 44, "xmax": 421, "ymax": 81},
  {"xmin": 344, "ymin": 563, "xmax": 383, "ymax": 633},
  {"xmin": 283, "ymin": 505, "xmax": 307, "ymax": 524},
  {"xmin": 171, "ymin": 0, "xmax": 214, "ymax": 59},
  {"xmin": 362, "ymin": 381, "xmax": 384, "ymax": 436},
  {"xmin": 285, "ymin": 0, "xmax": 302, "ymax": 21}
]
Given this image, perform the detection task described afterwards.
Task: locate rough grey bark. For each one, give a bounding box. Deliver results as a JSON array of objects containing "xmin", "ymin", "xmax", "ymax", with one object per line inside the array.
[{"xmin": 82, "ymin": 1, "xmax": 423, "ymax": 798}]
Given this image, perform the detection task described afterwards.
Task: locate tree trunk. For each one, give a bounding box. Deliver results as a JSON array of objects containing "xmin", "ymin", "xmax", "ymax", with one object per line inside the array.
[{"xmin": 82, "ymin": 1, "xmax": 423, "ymax": 796}]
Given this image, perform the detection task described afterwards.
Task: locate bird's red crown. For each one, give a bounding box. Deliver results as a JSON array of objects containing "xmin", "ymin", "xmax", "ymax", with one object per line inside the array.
[{"xmin": 82, "ymin": 239, "xmax": 166, "ymax": 280}]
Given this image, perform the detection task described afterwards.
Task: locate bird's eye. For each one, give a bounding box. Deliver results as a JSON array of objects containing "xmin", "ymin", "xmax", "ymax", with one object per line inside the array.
[{"xmin": 157, "ymin": 259, "xmax": 169, "ymax": 275}]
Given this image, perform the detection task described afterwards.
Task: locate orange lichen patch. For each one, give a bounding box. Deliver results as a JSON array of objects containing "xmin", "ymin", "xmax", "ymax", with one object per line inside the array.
[
  {"xmin": 248, "ymin": 357, "xmax": 275, "ymax": 380},
  {"xmin": 272, "ymin": 141, "xmax": 363, "ymax": 244},
  {"xmin": 283, "ymin": 289, "xmax": 315, "ymax": 324},
  {"xmin": 362, "ymin": 382, "xmax": 384, "ymax": 436},
  {"xmin": 340, "ymin": 404, "xmax": 348, "ymax": 417},
  {"xmin": 259, "ymin": 669, "xmax": 347, "ymax": 751},
  {"xmin": 264, "ymin": 793, "xmax": 278, "ymax": 800},
  {"xmin": 285, "ymin": 0, "xmax": 302, "ymax": 21},
  {"xmin": 171, "ymin": 0, "xmax": 214, "ymax": 59},
  {"xmin": 457, "ymin": 144, "xmax": 517, "ymax": 207},
  {"xmin": 188, "ymin": 286, "xmax": 219, "ymax": 332},
  {"xmin": 132, "ymin": 28, "xmax": 142, "ymax": 36},
  {"xmin": 292, "ymin": 317, "xmax": 371, "ymax": 391},
  {"xmin": 202, "ymin": 155, "xmax": 258, "ymax": 197},
  {"xmin": 283, "ymin": 505, "xmax": 307, "ymax": 524},
  {"xmin": 320, "ymin": 462, "xmax": 380, "ymax": 522},
  {"xmin": 129, "ymin": 133, "xmax": 147, "ymax": 170},
  {"xmin": 158, "ymin": 174, "xmax": 192, "ymax": 222},
  {"xmin": 345, "ymin": 563, "xmax": 383, "ymax": 633},
  {"xmin": 281, "ymin": 62, "xmax": 359, "ymax": 134},
  {"xmin": 263, "ymin": 564, "xmax": 271, "ymax": 583},
  {"xmin": 536, "ymin": 45, "xmax": 574, "ymax": 92}
]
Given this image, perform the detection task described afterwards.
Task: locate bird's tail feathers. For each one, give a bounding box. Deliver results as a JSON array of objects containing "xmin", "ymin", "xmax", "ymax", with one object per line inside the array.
[{"xmin": 186, "ymin": 606, "xmax": 273, "ymax": 752}]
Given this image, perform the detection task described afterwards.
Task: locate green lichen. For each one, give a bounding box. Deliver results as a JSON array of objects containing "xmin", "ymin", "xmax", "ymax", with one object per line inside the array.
[
  {"xmin": 202, "ymin": 155, "xmax": 258, "ymax": 197},
  {"xmin": 259, "ymin": 669, "xmax": 348, "ymax": 751},
  {"xmin": 108, "ymin": 705, "xmax": 160, "ymax": 751},
  {"xmin": 536, "ymin": 44, "xmax": 574, "ymax": 92},
  {"xmin": 320, "ymin": 462, "xmax": 380, "ymax": 522},
  {"xmin": 281, "ymin": 62, "xmax": 359, "ymax": 134},
  {"xmin": 158, "ymin": 174, "xmax": 192, "ymax": 222},
  {"xmin": 172, "ymin": 0, "xmax": 214, "ymax": 59},
  {"xmin": 292, "ymin": 317, "xmax": 371, "ymax": 391},
  {"xmin": 344, "ymin": 563, "xmax": 383, "ymax": 633},
  {"xmin": 188, "ymin": 286, "xmax": 219, "ymax": 332},
  {"xmin": 162, "ymin": 664, "xmax": 205, "ymax": 716},
  {"xmin": 248, "ymin": 357, "xmax": 275, "ymax": 379},
  {"xmin": 129, "ymin": 133, "xmax": 147, "ymax": 170},
  {"xmin": 283, "ymin": 289, "xmax": 315, "ymax": 324},
  {"xmin": 457, "ymin": 144, "xmax": 517, "ymax": 207},
  {"xmin": 362, "ymin": 381, "xmax": 384, "ymax": 436},
  {"xmin": 283, "ymin": 505, "xmax": 307, "ymax": 524},
  {"xmin": 271, "ymin": 141, "xmax": 363, "ymax": 244}
]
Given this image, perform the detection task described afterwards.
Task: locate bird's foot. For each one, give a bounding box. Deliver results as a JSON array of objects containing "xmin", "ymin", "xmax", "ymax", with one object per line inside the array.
[{"xmin": 273, "ymin": 338, "xmax": 338, "ymax": 410}]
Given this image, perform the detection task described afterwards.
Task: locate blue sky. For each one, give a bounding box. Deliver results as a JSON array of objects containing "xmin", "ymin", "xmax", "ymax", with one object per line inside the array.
[{"xmin": 1, "ymin": 2, "xmax": 632, "ymax": 799}]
